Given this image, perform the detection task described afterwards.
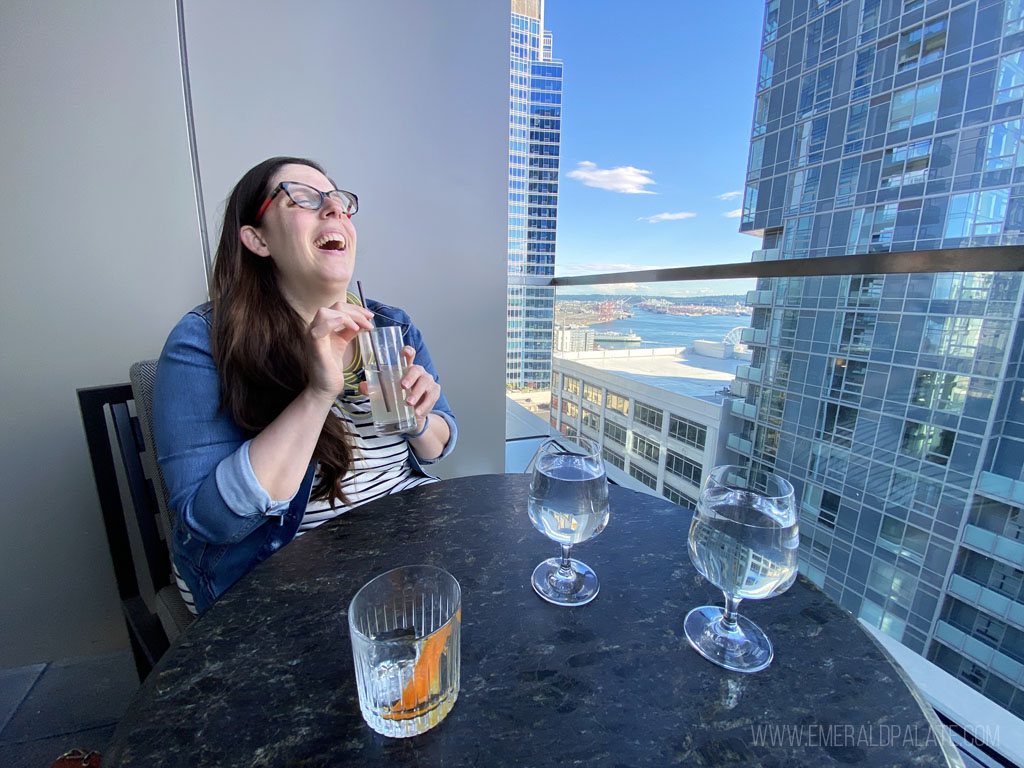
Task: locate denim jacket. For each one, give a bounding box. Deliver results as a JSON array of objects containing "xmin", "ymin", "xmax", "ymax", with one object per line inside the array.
[{"xmin": 152, "ymin": 300, "xmax": 457, "ymax": 613}]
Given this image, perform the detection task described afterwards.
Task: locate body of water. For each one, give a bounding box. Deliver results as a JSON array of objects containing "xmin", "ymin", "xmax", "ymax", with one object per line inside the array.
[{"xmin": 589, "ymin": 310, "xmax": 752, "ymax": 349}]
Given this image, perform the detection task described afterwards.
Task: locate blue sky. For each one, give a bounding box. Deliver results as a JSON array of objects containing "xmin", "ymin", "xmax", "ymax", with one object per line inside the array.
[{"xmin": 544, "ymin": 1, "xmax": 766, "ymax": 296}]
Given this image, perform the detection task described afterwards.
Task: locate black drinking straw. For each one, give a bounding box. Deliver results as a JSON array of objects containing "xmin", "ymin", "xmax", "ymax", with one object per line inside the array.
[{"xmin": 356, "ymin": 281, "xmax": 393, "ymax": 412}]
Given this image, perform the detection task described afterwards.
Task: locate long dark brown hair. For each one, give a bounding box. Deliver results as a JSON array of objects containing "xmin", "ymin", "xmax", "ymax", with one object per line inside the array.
[{"xmin": 211, "ymin": 156, "xmax": 352, "ymax": 506}]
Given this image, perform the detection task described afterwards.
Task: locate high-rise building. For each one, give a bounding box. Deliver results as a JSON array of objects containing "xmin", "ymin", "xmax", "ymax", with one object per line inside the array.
[
  {"xmin": 508, "ymin": 0, "xmax": 562, "ymax": 389},
  {"xmin": 732, "ymin": 0, "xmax": 1024, "ymax": 719}
]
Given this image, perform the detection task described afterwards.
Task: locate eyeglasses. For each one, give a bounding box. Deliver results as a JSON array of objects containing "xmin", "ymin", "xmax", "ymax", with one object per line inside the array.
[{"xmin": 254, "ymin": 182, "xmax": 359, "ymax": 223}]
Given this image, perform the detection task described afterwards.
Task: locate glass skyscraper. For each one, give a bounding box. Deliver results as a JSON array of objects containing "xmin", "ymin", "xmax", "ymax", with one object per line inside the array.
[
  {"xmin": 508, "ymin": 0, "xmax": 562, "ymax": 389},
  {"xmin": 733, "ymin": 0, "xmax": 1024, "ymax": 718}
]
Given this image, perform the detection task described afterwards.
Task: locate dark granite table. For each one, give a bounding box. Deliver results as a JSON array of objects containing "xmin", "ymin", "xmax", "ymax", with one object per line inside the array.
[{"xmin": 105, "ymin": 474, "xmax": 961, "ymax": 767}]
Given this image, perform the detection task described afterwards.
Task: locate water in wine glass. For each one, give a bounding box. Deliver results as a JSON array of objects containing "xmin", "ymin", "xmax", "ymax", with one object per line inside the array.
[
  {"xmin": 688, "ymin": 497, "xmax": 799, "ymax": 601},
  {"xmin": 528, "ymin": 459, "xmax": 609, "ymax": 545},
  {"xmin": 683, "ymin": 465, "xmax": 798, "ymax": 673},
  {"xmin": 527, "ymin": 438, "xmax": 609, "ymax": 606}
]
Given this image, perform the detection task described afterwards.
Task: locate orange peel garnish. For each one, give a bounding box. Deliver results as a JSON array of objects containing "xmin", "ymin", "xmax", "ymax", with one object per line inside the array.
[{"xmin": 382, "ymin": 607, "xmax": 460, "ymax": 720}]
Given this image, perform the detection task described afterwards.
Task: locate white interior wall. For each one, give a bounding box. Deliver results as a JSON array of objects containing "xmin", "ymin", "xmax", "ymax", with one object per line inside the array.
[
  {"xmin": 183, "ymin": 0, "xmax": 507, "ymax": 480},
  {"xmin": 0, "ymin": 0, "xmax": 506, "ymax": 666}
]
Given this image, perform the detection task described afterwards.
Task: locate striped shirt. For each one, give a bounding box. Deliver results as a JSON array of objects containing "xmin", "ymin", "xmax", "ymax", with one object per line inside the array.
[
  {"xmin": 297, "ymin": 397, "xmax": 435, "ymax": 535},
  {"xmin": 175, "ymin": 395, "xmax": 434, "ymax": 613}
]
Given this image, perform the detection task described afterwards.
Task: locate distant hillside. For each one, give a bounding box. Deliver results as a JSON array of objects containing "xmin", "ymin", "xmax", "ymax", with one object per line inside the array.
[{"xmin": 562, "ymin": 294, "xmax": 747, "ymax": 306}]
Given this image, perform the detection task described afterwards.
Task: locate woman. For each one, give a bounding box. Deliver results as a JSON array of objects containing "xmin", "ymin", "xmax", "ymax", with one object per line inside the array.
[{"xmin": 153, "ymin": 157, "xmax": 457, "ymax": 614}]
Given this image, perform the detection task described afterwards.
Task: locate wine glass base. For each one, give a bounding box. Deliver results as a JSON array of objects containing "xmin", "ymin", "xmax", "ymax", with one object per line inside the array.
[
  {"xmin": 531, "ymin": 558, "xmax": 599, "ymax": 606},
  {"xmin": 684, "ymin": 605, "xmax": 773, "ymax": 673}
]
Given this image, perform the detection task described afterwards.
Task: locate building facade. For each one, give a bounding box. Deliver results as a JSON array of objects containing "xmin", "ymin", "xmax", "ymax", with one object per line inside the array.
[
  {"xmin": 554, "ymin": 325, "xmax": 596, "ymax": 352},
  {"xmin": 508, "ymin": 0, "xmax": 562, "ymax": 388},
  {"xmin": 732, "ymin": 0, "xmax": 1024, "ymax": 717},
  {"xmin": 551, "ymin": 349, "xmax": 737, "ymax": 508}
]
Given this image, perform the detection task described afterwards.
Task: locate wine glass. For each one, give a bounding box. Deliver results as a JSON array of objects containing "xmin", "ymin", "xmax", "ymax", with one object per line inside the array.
[
  {"xmin": 527, "ymin": 437, "xmax": 610, "ymax": 606},
  {"xmin": 685, "ymin": 464, "xmax": 799, "ymax": 673}
]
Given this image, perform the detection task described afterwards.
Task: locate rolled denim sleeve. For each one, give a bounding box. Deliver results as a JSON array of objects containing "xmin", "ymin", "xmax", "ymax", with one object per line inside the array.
[{"xmin": 153, "ymin": 309, "xmax": 293, "ymax": 545}]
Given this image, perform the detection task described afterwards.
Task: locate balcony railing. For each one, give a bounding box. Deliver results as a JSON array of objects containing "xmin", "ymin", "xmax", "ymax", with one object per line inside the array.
[{"xmin": 513, "ymin": 244, "xmax": 1024, "ymax": 767}]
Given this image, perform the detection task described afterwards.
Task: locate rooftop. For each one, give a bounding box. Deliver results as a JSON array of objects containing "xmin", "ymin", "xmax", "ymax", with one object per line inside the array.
[{"xmin": 554, "ymin": 346, "xmax": 742, "ymax": 402}]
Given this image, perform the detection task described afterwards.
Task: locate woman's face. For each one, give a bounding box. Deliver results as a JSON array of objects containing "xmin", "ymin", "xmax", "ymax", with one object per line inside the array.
[{"xmin": 247, "ymin": 163, "xmax": 358, "ymax": 304}]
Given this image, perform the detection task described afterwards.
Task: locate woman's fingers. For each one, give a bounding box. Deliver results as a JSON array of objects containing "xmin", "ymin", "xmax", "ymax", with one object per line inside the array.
[
  {"xmin": 401, "ymin": 365, "xmax": 440, "ymax": 415},
  {"xmin": 309, "ymin": 305, "xmax": 375, "ymax": 340}
]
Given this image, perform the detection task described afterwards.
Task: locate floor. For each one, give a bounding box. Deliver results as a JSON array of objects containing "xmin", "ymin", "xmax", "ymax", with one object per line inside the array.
[{"xmin": 0, "ymin": 650, "xmax": 139, "ymax": 768}]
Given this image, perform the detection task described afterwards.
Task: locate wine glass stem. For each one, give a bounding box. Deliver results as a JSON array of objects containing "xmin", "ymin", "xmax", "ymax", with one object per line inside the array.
[
  {"xmin": 721, "ymin": 594, "xmax": 743, "ymax": 634},
  {"xmin": 558, "ymin": 544, "xmax": 573, "ymax": 575}
]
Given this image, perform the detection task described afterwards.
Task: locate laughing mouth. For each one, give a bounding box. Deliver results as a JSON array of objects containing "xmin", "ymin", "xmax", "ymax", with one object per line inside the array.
[{"xmin": 313, "ymin": 233, "xmax": 347, "ymax": 250}]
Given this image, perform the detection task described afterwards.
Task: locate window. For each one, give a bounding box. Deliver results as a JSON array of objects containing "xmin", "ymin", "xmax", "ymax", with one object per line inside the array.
[
  {"xmin": 911, "ymin": 371, "xmax": 968, "ymax": 413},
  {"xmin": 629, "ymin": 463, "xmax": 658, "ymax": 489},
  {"xmin": 815, "ymin": 402, "xmax": 858, "ymax": 447},
  {"xmin": 666, "ymin": 450, "xmax": 702, "ymax": 487},
  {"xmin": 742, "ymin": 183, "xmax": 759, "ymax": 226},
  {"xmin": 867, "ymin": 560, "xmax": 918, "ymax": 609},
  {"xmin": 604, "ymin": 420, "xmax": 627, "ymax": 447},
  {"xmin": 748, "ymin": 137, "xmax": 766, "ymax": 180},
  {"xmin": 808, "ymin": 442, "xmax": 850, "ymax": 485},
  {"xmin": 631, "ymin": 434, "xmax": 661, "ymax": 464},
  {"xmin": 836, "ymin": 157, "xmax": 860, "ymax": 206},
  {"xmin": 634, "ymin": 401, "xmax": 663, "ymax": 431},
  {"xmin": 758, "ymin": 46, "xmax": 776, "ymax": 91},
  {"xmin": 582, "ymin": 409, "xmax": 600, "ymax": 432},
  {"xmin": 835, "ymin": 312, "xmax": 875, "ymax": 355},
  {"xmin": 880, "ymin": 140, "xmax": 931, "ymax": 189},
  {"xmin": 764, "ymin": 0, "xmax": 779, "ymax": 43},
  {"xmin": 860, "ymin": 0, "xmax": 880, "ymax": 32},
  {"xmin": 852, "ymin": 47, "xmax": 875, "ymax": 102},
  {"xmin": 969, "ymin": 497, "xmax": 1024, "ymax": 541},
  {"xmin": 896, "ymin": 17, "xmax": 947, "ymax": 72},
  {"xmin": 888, "ymin": 79, "xmax": 941, "ymax": 130},
  {"xmin": 985, "ymin": 119, "xmax": 1024, "ymax": 171},
  {"xmin": 663, "ymin": 484, "xmax": 697, "ymax": 511},
  {"xmin": 606, "ymin": 391, "xmax": 629, "ymax": 416},
  {"xmin": 668, "ymin": 415, "xmax": 706, "ymax": 450},
  {"xmin": 602, "ymin": 447, "xmax": 625, "ymax": 470},
  {"xmin": 997, "ymin": 51, "xmax": 1024, "ymax": 103},
  {"xmin": 562, "ymin": 376, "xmax": 580, "ymax": 396},
  {"xmin": 842, "ymin": 276, "xmax": 882, "ymax": 308},
  {"xmin": 901, "ymin": 421, "xmax": 955, "ymax": 465},
  {"xmin": 1009, "ymin": 0, "xmax": 1024, "ymax": 34},
  {"xmin": 921, "ymin": 316, "xmax": 982, "ymax": 357},
  {"xmin": 583, "ymin": 382, "xmax": 602, "ymax": 405},
  {"xmin": 561, "ymin": 399, "xmax": 579, "ymax": 419},
  {"xmin": 549, "ymin": 392, "xmax": 558, "ymax": 412},
  {"xmin": 944, "ymin": 189, "xmax": 1011, "ymax": 240},
  {"xmin": 753, "ymin": 92, "xmax": 769, "ymax": 136},
  {"xmin": 848, "ymin": 205, "xmax": 898, "ymax": 252},
  {"xmin": 786, "ymin": 167, "xmax": 821, "ymax": 214},
  {"xmin": 793, "ymin": 117, "xmax": 828, "ymax": 167},
  {"xmin": 798, "ymin": 65, "xmax": 835, "ymax": 118},
  {"xmin": 878, "ymin": 516, "xmax": 927, "ymax": 561}
]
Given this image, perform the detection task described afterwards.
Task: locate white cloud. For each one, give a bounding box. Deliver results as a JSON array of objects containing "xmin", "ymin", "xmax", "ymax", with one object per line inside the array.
[
  {"xmin": 716, "ymin": 190, "xmax": 743, "ymax": 200},
  {"xmin": 567, "ymin": 161, "xmax": 656, "ymax": 194},
  {"xmin": 638, "ymin": 211, "xmax": 697, "ymax": 224},
  {"xmin": 722, "ymin": 208, "xmax": 743, "ymax": 218}
]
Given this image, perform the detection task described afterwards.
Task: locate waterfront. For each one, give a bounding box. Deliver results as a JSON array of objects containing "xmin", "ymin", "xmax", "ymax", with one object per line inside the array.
[{"xmin": 590, "ymin": 309, "xmax": 752, "ymax": 349}]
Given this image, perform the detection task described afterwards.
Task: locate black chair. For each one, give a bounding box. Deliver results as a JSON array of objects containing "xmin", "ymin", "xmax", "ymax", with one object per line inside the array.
[{"xmin": 78, "ymin": 376, "xmax": 193, "ymax": 679}]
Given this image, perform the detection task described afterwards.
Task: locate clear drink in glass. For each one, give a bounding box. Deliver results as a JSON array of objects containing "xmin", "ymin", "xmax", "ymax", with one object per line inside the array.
[
  {"xmin": 527, "ymin": 437, "xmax": 609, "ymax": 606},
  {"xmin": 348, "ymin": 565, "xmax": 461, "ymax": 737},
  {"xmin": 684, "ymin": 465, "xmax": 798, "ymax": 673}
]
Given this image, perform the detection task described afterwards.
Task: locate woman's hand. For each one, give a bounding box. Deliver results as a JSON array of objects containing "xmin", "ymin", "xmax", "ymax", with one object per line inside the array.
[
  {"xmin": 306, "ymin": 302, "xmax": 375, "ymax": 403},
  {"xmin": 398, "ymin": 346, "xmax": 441, "ymax": 422}
]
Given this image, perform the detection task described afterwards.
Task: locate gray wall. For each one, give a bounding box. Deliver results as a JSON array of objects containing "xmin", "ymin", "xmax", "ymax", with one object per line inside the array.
[{"xmin": 0, "ymin": 0, "xmax": 506, "ymax": 667}]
